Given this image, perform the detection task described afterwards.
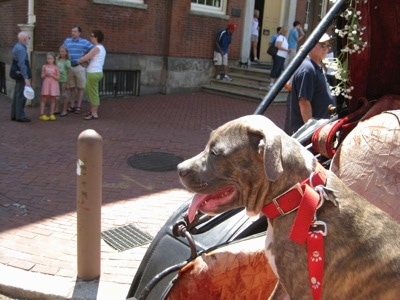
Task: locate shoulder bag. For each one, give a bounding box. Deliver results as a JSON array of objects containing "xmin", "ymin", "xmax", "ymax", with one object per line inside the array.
[
  {"xmin": 267, "ymin": 43, "xmax": 278, "ymax": 57},
  {"xmin": 10, "ymin": 59, "xmax": 24, "ymax": 80}
]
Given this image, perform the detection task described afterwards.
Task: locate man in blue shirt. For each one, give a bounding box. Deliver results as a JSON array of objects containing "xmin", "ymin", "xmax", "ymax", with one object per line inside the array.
[
  {"xmin": 285, "ymin": 33, "xmax": 336, "ymax": 135},
  {"xmin": 287, "ymin": 21, "xmax": 305, "ymax": 66},
  {"xmin": 214, "ymin": 23, "xmax": 236, "ymax": 81},
  {"xmin": 11, "ymin": 31, "xmax": 32, "ymax": 122},
  {"xmin": 63, "ymin": 26, "xmax": 93, "ymax": 114}
]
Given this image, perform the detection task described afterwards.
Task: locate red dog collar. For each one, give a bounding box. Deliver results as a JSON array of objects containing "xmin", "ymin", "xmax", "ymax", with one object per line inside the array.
[{"xmin": 261, "ymin": 164, "xmax": 327, "ymax": 222}]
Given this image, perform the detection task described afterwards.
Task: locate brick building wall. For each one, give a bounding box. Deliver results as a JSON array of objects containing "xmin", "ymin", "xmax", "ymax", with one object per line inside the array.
[
  {"xmin": 34, "ymin": 1, "xmax": 171, "ymax": 56},
  {"xmin": 0, "ymin": 0, "xmax": 246, "ymax": 97},
  {"xmin": 0, "ymin": 0, "xmax": 27, "ymax": 48},
  {"xmin": 0, "ymin": 0, "xmax": 245, "ymax": 59}
]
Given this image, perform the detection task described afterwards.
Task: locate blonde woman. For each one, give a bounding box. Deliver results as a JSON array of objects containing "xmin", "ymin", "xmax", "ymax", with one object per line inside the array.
[
  {"xmin": 251, "ymin": 9, "xmax": 260, "ymax": 62},
  {"xmin": 269, "ymin": 26, "xmax": 291, "ymax": 88}
]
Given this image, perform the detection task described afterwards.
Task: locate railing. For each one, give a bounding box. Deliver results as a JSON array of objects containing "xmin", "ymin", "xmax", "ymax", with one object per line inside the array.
[{"xmin": 99, "ymin": 70, "xmax": 140, "ymax": 97}]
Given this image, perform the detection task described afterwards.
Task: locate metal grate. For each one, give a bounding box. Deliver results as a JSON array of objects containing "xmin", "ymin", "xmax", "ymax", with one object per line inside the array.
[
  {"xmin": 0, "ymin": 62, "xmax": 6, "ymax": 95},
  {"xmin": 101, "ymin": 224, "xmax": 153, "ymax": 252},
  {"xmin": 99, "ymin": 70, "xmax": 140, "ymax": 97}
]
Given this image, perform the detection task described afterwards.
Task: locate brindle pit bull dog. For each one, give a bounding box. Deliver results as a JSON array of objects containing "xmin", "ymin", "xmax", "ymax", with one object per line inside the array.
[{"xmin": 177, "ymin": 115, "xmax": 400, "ymax": 299}]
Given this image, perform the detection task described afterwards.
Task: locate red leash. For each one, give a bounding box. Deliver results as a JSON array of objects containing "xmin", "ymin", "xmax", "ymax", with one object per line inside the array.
[{"xmin": 262, "ymin": 165, "xmax": 327, "ymax": 300}]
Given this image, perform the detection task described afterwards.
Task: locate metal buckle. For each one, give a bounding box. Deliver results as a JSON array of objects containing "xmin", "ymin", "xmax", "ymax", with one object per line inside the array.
[
  {"xmin": 272, "ymin": 183, "xmax": 303, "ymax": 216},
  {"xmin": 311, "ymin": 220, "xmax": 327, "ymax": 236}
]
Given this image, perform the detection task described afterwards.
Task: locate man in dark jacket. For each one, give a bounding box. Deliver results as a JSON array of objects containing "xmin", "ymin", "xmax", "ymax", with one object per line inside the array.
[{"xmin": 11, "ymin": 31, "xmax": 32, "ymax": 122}]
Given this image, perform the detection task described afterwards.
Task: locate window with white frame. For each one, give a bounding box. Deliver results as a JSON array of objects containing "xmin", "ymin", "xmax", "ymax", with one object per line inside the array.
[
  {"xmin": 93, "ymin": 0, "xmax": 146, "ymax": 9},
  {"xmin": 318, "ymin": 0, "xmax": 329, "ymax": 20},
  {"xmin": 191, "ymin": 0, "xmax": 227, "ymax": 15}
]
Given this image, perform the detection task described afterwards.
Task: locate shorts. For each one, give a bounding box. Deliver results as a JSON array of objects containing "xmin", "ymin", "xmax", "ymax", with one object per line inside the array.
[
  {"xmin": 85, "ymin": 72, "xmax": 103, "ymax": 106},
  {"xmin": 68, "ymin": 65, "xmax": 86, "ymax": 89},
  {"xmin": 213, "ymin": 51, "xmax": 228, "ymax": 66},
  {"xmin": 251, "ymin": 34, "xmax": 258, "ymax": 42}
]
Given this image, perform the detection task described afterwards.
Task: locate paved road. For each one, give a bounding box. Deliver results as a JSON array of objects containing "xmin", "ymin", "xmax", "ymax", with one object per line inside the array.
[{"xmin": 0, "ymin": 91, "xmax": 286, "ymax": 299}]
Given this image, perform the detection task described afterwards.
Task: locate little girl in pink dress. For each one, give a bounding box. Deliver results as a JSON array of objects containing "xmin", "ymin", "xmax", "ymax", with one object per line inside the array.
[{"xmin": 40, "ymin": 52, "xmax": 60, "ymax": 121}]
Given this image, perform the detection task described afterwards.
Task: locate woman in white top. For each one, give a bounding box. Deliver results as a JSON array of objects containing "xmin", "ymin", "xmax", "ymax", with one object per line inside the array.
[
  {"xmin": 78, "ymin": 29, "xmax": 106, "ymax": 120},
  {"xmin": 269, "ymin": 26, "xmax": 291, "ymax": 88},
  {"xmin": 251, "ymin": 9, "xmax": 260, "ymax": 62}
]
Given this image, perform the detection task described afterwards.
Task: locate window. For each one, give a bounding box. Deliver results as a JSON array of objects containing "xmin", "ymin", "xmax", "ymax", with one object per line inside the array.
[
  {"xmin": 93, "ymin": 0, "xmax": 147, "ymax": 9},
  {"xmin": 318, "ymin": 0, "xmax": 329, "ymax": 21},
  {"xmin": 191, "ymin": 0, "xmax": 227, "ymax": 15}
]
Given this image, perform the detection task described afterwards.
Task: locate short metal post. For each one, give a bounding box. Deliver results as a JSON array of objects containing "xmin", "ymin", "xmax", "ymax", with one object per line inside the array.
[{"xmin": 76, "ymin": 129, "xmax": 102, "ymax": 280}]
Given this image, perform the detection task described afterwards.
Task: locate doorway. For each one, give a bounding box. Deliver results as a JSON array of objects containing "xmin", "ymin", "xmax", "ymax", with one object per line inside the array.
[
  {"xmin": 250, "ymin": 0, "xmax": 264, "ymax": 62},
  {"xmin": 259, "ymin": 0, "xmax": 285, "ymax": 63}
]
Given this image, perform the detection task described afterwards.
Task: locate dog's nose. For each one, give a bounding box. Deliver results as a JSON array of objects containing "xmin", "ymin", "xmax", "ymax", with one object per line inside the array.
[
  {"xmin": 177, "ymin": 166, "xmax": 189, "ymax": 178},
  {"xmin": 177, "ymin": 162, "xmax": 191, "ymax": 178}
]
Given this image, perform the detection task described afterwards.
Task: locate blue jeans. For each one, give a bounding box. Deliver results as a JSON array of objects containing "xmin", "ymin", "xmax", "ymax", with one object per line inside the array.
[
  {"xmin": 11, "ymin": 80, "xmax": 27, "ymax": 120},
  {"xmin": 270, "ymin": 55, "xmax": 286, "ymax": 79}
]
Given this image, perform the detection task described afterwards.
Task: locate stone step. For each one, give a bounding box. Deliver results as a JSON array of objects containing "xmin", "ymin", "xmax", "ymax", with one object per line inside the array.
[
  {"xmin": 224, "ymin": 72, "xmax": 270, "ymax": 86},
  {"xmin": 228, "ymin": 65, "xmax": 271, "ymax": 78},
  {"xmin": 202, "ymin": 84, "xmax": 288, "ymax": 103},
  {"xmin": 202, "ymin": 61, "xmax": 289, "ymax": 103},
  {"xmin": 210, "ymin": 78, "xmax": 269, "ymax": 95}
]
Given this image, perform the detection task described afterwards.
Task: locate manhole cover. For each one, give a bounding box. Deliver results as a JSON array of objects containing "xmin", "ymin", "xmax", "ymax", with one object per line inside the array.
[
  {"xmin": 128, "ymin": 152, "xmax": 184, "ymax": 172},
  {"xmin": 101, "ymin": 224, "xmax": 153, "ymax": 252}
]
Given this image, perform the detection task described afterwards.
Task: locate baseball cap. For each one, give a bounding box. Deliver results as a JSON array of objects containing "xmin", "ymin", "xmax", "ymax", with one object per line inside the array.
[
  {"xmin": 24, "ymin": 86, "xmax": 35, "ymax": 100},
  {"xmin": 227, "ymin": 23, "xmax": 236, "ymax": 30},
  {"xmin": 319, "ymin": 33, "xmax": 331, "ymax": 43}
]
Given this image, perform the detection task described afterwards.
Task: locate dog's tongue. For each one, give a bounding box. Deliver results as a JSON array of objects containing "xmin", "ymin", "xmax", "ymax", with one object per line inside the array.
[
  {"xmin": 188, "ymin": 193, "xmax": 208, "ymax": 223},
  {"xmin": 187, "ymin": 186, "xmax": 236, "ymax": 223}
]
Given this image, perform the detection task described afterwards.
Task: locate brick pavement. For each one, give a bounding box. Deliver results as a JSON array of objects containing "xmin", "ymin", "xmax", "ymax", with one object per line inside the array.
[{"xmin": 0, "ymin": 92, "xmax": 286, "ymax": 299}]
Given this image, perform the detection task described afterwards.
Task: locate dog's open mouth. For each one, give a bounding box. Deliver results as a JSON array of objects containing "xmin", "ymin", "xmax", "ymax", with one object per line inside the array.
[{"xmin": 187, "ymin": 186, "xmax": 237, "ymax": 223}]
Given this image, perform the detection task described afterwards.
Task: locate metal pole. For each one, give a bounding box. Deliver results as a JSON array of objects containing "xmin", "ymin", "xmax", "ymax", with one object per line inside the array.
[
  {"xmin": 77, "ymin": 129, "xmax": 103, "ymax": 280},
  {"xmin": 254, "ymin": 0, "xmax": 349, "ymax": 115}
]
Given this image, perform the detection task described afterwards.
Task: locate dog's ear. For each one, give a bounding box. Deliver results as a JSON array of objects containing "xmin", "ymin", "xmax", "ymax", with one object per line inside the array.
[{"xmin": 249, "ymin": 129, "xmax": 283, "ymax": 181}]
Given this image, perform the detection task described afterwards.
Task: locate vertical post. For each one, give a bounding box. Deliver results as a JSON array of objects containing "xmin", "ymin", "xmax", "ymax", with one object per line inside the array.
[
  {"xmin": 77, "ymin": 129, "xmax": 103, "ymax": 280},
  {"xmin": 240, "ymin": 0, "xmax": 255, "ymax": 62}
]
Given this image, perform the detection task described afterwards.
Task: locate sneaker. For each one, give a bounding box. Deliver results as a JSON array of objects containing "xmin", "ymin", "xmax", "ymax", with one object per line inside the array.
[
  {"xmin": 223, "ymin": 75, "xmax": 233, "ymax": 81},
  {"xmin": 49, "ymin": 114, "xmax": 56, "ymax": 121},
  {"xmin": 254, "ymin": 58, "xmax": 259, "ymax": 63},
  {"xmin": 39, "ymin": 114, "xmax": 50, "ymax": 121},
  {"xmin": 216, "ymin": 74, "xmax": 221, "ymax": 80}
]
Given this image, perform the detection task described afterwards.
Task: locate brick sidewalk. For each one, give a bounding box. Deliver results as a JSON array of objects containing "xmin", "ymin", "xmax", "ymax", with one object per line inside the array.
[{"xmin": 0, "ymin": 92, "xmax": 285, "ymax": 299}]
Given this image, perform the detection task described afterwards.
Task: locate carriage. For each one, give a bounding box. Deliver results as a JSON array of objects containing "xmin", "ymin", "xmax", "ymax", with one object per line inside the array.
[{"xmin": 127, "ymin": 0, "xmax": 400, "ymax": 298}]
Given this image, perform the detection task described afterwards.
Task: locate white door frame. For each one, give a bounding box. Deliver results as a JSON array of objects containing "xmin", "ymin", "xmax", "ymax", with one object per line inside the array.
[
  {"xmin": 240, "ymin": 0, "xmax": 255, "ymax": 62},
  {"xmin": 241, "ymin": 0, "xmax": 298, "ymax": 63}
]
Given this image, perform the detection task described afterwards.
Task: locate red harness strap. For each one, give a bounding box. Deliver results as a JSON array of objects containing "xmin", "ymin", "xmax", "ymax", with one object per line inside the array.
[
  {"xmin": 261, "ymin": 164, "xmax": 327, "ymax": 300},
  {"xmin": 307, "ymin": 230, "xmax": 325, "ymax": 300}
]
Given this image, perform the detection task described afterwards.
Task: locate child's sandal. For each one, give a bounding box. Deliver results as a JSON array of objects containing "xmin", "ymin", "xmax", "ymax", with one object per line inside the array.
[{"xmin": 74, "ymin": 107, "xmax": 81, "ymax": 114}]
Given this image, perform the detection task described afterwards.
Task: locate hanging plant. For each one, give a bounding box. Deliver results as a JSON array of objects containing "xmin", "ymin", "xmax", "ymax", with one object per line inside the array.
[{"xmin": 323, "ymin": 0, "xmax": 368, "ymax": 100}]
